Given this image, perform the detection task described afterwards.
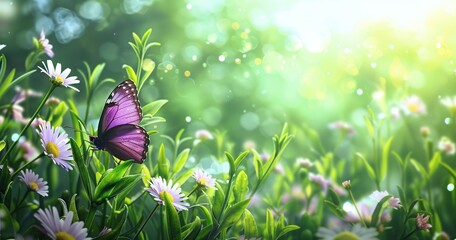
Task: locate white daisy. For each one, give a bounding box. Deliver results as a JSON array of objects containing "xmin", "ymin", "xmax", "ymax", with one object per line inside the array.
[
  {"xmin": 438, "ymin": 137, "xmax": 456, "ymax": 155},
  {"xmin": 146, "ymin": 176, "xmax": 189, "ymax": 211},
  {"xmin": 316, "ymin": 224, "xmax": 379, "ymax": 240},
  {"xmin": 37, "ymin": 122, "xmax": 73, "ymax": 171},
  {"xmin": 402, "ymin": 95, "xmax": 426, "ymax": 116},
  {"xmin": 19, "ymin": 169, "xmax": 48, "ymax": 197},
  {"xmin": 34, "ymin": 206, "xmax": 89, "ymax": 240},
  {"xmin": 193, "ymin": 168, "xmax": 216, "ymax": 189},
  {"xmin": 195, "ymin": 129, "xmax": 213, "ymax": 140},
  {"xmin": 38, "ymin": 60, "xmax": 80, "ymax": 92},
  {"xmin": 369, "ymin": 190, "xmax": 401, "ymax": 209}
]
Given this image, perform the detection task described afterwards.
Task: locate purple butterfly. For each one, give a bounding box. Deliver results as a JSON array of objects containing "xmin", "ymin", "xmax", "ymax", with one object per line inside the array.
[{"xmin": 90, "ymin": 80, "xmax": 149, "ymax": 163}]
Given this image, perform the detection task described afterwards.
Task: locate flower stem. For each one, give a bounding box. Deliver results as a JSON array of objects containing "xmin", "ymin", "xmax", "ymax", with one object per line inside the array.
[
  {"xmin": 187, "ymin": 185, "xmax": 200, "ymax": 198},
  {"xmin": 133, "ymin": 203, "xmax": 159, "ymax": 239},
  {"xmin": 11, "ymin": 153, "xmax": 44, "ymax": 179},
  {"xmin": 11, "ymin": 190, "xmax": 31, "ymax": 214},
  {"xmin": 347, "ymin": 189, "xmax": 368, "ymax": 228},
  {"xmin": 0, "ymin": 85, "xmax": 56, "ymax": 165},
  {"xmin": 85, "ymin": 203, "xmax": 97, "ymax": 231},
  {"xmin": 401, "ymin": 228, "xmax": 418, "ymax": 240}
]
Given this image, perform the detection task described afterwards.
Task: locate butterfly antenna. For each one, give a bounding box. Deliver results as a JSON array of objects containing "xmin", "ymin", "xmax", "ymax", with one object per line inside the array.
[{"xmin": 62, "ymin": 125, "xmax": 89, "ymax": 134}]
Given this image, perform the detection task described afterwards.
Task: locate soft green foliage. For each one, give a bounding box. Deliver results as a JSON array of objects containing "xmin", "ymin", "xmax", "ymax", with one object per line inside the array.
[{"xmin": 2, "ymin": 4, "xmax": 456, "ymax": 238}]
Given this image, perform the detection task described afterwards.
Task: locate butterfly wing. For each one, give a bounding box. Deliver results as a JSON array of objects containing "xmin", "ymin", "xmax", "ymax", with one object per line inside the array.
[
  {"xmin": 102, "ymin": 124, "xmax": 149, "ymax": 163},
  {"xmin": 98, "ymin": 80, "xmax": 142, "ymax": 134}
]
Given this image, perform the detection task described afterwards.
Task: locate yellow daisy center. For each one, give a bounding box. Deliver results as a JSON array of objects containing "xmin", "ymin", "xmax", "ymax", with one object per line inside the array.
[
  {"xmin": 159, "ymin": 190, "xmax": 174, "ymax": 202},
  {"xmin": 45, "ymin": 142, "xmax": 60, "ymax": 158},
  {"xmin": 198, "ymin": 177, "xmax": 208, "ymax": 186},
  {"xmin": 28, "ymin": 181, "xmax": 39, "ymax": 191},
  {"xmin": 55, "ymin": 231, "xmax": 76, "ymax": 240},
  {"xmin": 52, "ymin": 75, "xmax": 65, "ymax": 85},
  {"xmin": 407, "ymin": 103, "xmax": 420, "ymax": 113},
  {"xmin": 334, "ymin": 231, "xmax": 361, "ymax": 240}
]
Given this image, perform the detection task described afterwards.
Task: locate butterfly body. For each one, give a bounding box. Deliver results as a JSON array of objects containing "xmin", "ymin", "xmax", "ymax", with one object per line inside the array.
[{"xmin": 91, "ymin": 80, "xmax": 149, "ymax": 163}]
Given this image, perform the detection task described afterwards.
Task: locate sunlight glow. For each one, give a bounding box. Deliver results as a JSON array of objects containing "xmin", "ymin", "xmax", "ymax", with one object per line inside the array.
[{"xmin": 271, "ymin": 0, "xmax": 456, "ymax": 52}]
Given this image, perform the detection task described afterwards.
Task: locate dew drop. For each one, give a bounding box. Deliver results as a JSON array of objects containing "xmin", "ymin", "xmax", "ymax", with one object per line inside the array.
[
  {"xmin": 185, "ymin": 116, "xmax": 192, "ymax": 123},
  {"xmin": 356, "ymin": 88, "xmax": 363, "ymax": 95},
  {"xmin": 445, "ymin": 117, "xmax": 451, "ymax": 125},
  {"xmin": 447, "ymin": 183, "xmax": 454, "ymax": 191},
  {"xmin": 218, "ymin": 55, "xmax": 226, "ymax": 62}
]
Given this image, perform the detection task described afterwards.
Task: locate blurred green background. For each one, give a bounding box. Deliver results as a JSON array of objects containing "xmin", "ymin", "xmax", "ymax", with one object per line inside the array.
[
  {"xmin": 3, "ymin": 1, "xmax": 456, "ymax": 170},
  {"xmin": 3, "ymin": 0, "xmax": 456, "ymax": 180},
  {"xmin": 2, "ymin": 0, "xmax": 456, "ymax": 235}
]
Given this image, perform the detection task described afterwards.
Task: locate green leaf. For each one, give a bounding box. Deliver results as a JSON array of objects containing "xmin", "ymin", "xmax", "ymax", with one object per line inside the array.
[
  {"xmin": 123, "ymin": 64, "xmax": 137, "ymax": 84},
  {"xmin": 69, "ymin": 194, "xmax": 79, "ymax": 221},
  {"xmin": 90, "ymin": 63, "xmax": 106, "ymax": 86},
  {"xmin": 397, "ymin": 185, "xmax": 407, "ymax": 210},
  {"xmin": 164, "ymin": 191, "xmax": 182, "ymax": 240},
  {"xmin": 175, "ymin": 169, "xmax": 194, "ymax": 186},
  {"xmin": 0, "ymin": 140, "xmax": 5, "ymax": 152},
  {"xmin": 407, "ymin": 199, "xmax": 422, "ymax": 219},
  {"xmin": 233, "ymin": 170, "xmax": 248, "ymax": 202},
  {"xmin": 69, "ymin": 107, "xmax": 84, "ymax": 146},
  {"xmin": 428, "ymin": 152, "xmax": 441, "ymax": 177},
  {"xmin": 11, "ymin": 69, "xmax": 36, "ymax": 85},
  {"xmin": 93, "ymin": 161, "xmax": 134, "ymax": 204},
  {"xmin": 182, "ymin": 216, "xmax": 201, "ymax": 240},
  {"xmin": 265, "ymin": 209, "xmax": 275, "ymax": 239},
  {"xmin": 142, "ymin": 99, "xmax": 168, "ymax": 117},
  {"xmin": 141, "ymin": 164, "xmax": 152, "ymax": 187},
  {"xmin": 370, "ymin": 195, "xmax": 391, "ymax": 227},
  {"xmin": 0, "ymin": 68, "xmax": 15, "ymax": 98},
  {"xmin": 225, "ymin": 152, "xmax": 236, "ymax": 176},
  {"xmin": 132, "ymin": 32, "xmax": 142, "ymax": 48},
  {"xmin": 98, "ymin": 206, "xmax": 129, "ymax": 240},
  {"xmin": 197, "ymin": 205, "xmax": 213, "ymax": 226},
  {"xmin": 440, "ymin": 161, "xmax": 456, "ymax": 179},
  {"xmin": 173, "ymin": 148, "xmax": 190, "ymax": 174},
  {"xmin": 410, "ymin": 159, "xmax": 429, "ymax": 180},
  {"xmin": 234, "ymin": 150, "xmax": 249, "ymax": 169},
  {"xmin": 108, "ymin": 174, "xmax": 142, "ymax": 202},
  {"xmin": 323, "ymin": 200, "xmax": 346, "ymax": 219},
  {"xmin": 128, "ymin": 42, "xmax": 140, "ymax": 58},
  {"xmin": 219, "ymin": 198, "xmax": 250, "ymax": 230},
  {"xmin": 50, "ymin": 101, "xmax": 69, "ymax": 127},
  {"xmin": 93, "ymin": 78, "xmax": 116, "ymax": 93},
  {"xmin": 0, "ymin": 164, "xmax": 12, "ymax": 195},
  {"xmin": 253, "ymin": 152, "xmax": 263, "ymax": 180},
  {"xmin": 70, "ymin": 139, "xmax": 93, "ymax": 201},
  {"xmin": 140, "ymin": 28, "xmax": 152, "ymax": 46},
  {"xmin": 276, "ymin": 225, "xmax": 300, "ymax": 240},
  {"xmin": 392, "ymin": 151, "xmax": 404, "ymax": 166},
  {"xmin": 158, "ymin": 144, "xmax": 170, "ymax": 180},
  {"xmin": 144, "ymin": 42, "xmax": 161, "ymax": 52},
  {"xmin": 355, "ymin": 153, "xmax": 376, "ymax": 182},
  {"xmin": 364, "ymin": 115, "xmax": 375, "ymax": 138},
  {"xmin": 380, "ymin": 137, "xmax": 393, "ymax": 181},
  {"xmin": 327, "ymin": 188, "xmax": 341, "ymax": 206},
  {"xmin": 243, "ymin": 209, "xmax": 258, "ymax": 239},
  {"xmin": 212, "ymin": 182, "xmax": 225, "ymax": 221}
]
